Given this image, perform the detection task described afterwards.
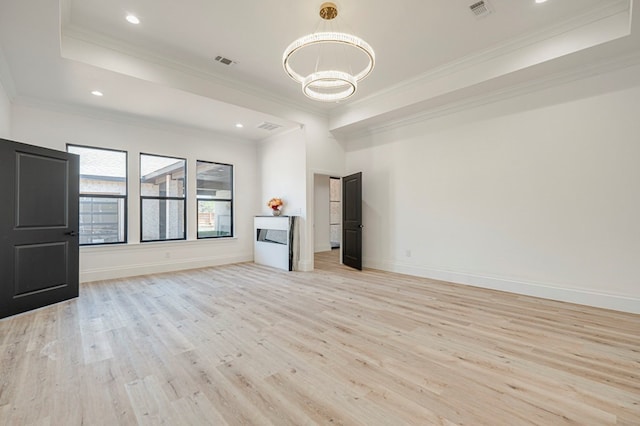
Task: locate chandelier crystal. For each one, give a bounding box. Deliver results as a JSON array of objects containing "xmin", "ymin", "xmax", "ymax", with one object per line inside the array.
[{"xmin": 282, "ymin": 2, "xmax": 375, "ymax": 102}]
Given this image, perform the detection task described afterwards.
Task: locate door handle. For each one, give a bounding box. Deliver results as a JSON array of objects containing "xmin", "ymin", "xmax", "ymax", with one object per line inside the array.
[{"xmin": 65, "ymin": 231, "xmax": 78, "ymax": 237}]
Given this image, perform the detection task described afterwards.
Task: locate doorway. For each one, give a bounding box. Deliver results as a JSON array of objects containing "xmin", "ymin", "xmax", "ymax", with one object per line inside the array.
[
  {"xmin": 329, "ymin": 177, "xmax": 341, "ymax": 249},
  {"xmin": 313, "ymin": 174, "xmax": 340, "ymax": 253},
  {"xmin": 313, "ymin": 172, "xmax": 362, "ymax": 270}
]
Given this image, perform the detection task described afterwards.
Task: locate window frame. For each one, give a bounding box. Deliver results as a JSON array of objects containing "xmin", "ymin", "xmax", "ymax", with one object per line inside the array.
[
  {"xmin": 196, "ymin": 160, "xmax": 234, "ymax": 239},
  {"xmin": 139, "ymin": 152, "xmax": 187, "ymax": 243},
  {"xmin": 66, "ymin": 143, "xmax": 128, "ymax": 246}
]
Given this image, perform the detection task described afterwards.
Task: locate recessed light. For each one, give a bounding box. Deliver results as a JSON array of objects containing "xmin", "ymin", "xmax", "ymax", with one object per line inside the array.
[
  {"xmin": 126, "ymin": 14, "xmax": 140, "ymax": 24},
  {"xmin": 91, "ymin": 90, "xmax": 103, "ymax": 97},
  {"xmin": 235, "ymin": 123, "xmax": 244, "ymax": 128},
  {"xmin": 535, "ymin": 0, "xmax": 548, "ymax": 3}
]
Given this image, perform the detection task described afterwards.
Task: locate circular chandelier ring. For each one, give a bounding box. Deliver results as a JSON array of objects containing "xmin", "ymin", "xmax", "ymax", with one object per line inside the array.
[
  {"xmin": 282, "ymin": 31, "xmax": 375, "ymax": 86},
  {"xmin": 302, "ymin": 70, "xmax": 357, "ymax": 102}
]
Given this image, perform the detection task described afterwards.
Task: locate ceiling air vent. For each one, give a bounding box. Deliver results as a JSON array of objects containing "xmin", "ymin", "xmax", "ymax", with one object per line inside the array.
[
  {"xmin": 469, "ymin": 0, "xmax": 492, "ymax": 18},
  {"xmin": 214, "ymin": 55, "xmax": 235, "ymax": 66},
  {"xmin": 257, "ymin": 122, "xmax": 282, "ymax": 131}
]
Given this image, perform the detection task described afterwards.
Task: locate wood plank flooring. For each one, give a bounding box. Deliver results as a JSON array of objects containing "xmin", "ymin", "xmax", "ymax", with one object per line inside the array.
[{"xmin": 1, "ymin": 250, "xmax": 639, "ymax": 425}]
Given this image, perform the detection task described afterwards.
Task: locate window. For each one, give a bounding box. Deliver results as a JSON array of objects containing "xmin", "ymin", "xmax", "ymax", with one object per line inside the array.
[
  {"xmin": 140, "ymin": 153, "xmax": 186, "ymax": 242},
  {"xmin": 196, "ymin": 160, "xmax": 233, "ymax": 238},
  {"xmin": 67, "ymin": 145, "xmax": 127, "ymax": 245}
]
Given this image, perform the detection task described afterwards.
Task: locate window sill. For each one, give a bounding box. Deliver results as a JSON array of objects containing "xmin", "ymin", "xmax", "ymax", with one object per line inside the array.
[{"xmin": 80, "ymin": 237, "xmax": 239, "ymax": 252}]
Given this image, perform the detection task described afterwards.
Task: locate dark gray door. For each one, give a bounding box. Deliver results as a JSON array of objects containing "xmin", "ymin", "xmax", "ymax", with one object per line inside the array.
[
  {"xmin": 342, "ymin": 172, "xmax": 362, "ymax": 270},
  {"xmin": 0, "ymin": 138, "xmax": 79, "ymax": 318}
]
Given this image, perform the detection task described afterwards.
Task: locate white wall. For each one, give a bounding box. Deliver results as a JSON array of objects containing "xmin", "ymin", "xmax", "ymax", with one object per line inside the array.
[
  {"xmin": 314, "ymin": 174, "xmax": 331, "ymax": 252},
  {"xmin": 258, "ymin": 127, "xmax": 307, "ymax": 268},
  {"xmin": 0, "ymin": 79, "xmax": 10, "ymax": 138},
  {"xmin": 11, "ymin": 103, "xmax": 259, "ymax": 282},
  {"xmin": 258, "ymin": 113, "xmax": 345, "ymax": 269},
  {"xmin": 344, "ymin": 64, "xmax": 640, "ymax": 313},
  {"xmin": 259, "ymin": 127, "xmax": 307, "ymax": 218},
  {"xmin": 304, "ymin": 115, "xmax": 346, "ymax": 268}
]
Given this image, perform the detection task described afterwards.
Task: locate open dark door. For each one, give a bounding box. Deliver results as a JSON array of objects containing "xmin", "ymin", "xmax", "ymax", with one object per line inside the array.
[
  {"xmin": 342, "ymin": 172, "xmax": 362, "ymax": 270},
  {"xmin": 0, "ymin": 139, "xmax": 79, "ymax": 319}
]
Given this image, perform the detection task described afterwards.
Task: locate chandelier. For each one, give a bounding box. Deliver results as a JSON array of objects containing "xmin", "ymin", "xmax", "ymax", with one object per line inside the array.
[{"xmin": 282, "ymin": 2, "xmax": 375, "ymax": 102}]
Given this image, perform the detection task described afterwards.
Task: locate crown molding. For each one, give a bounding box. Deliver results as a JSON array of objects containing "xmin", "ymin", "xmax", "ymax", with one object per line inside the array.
[
  {"xmin": 11, "ymin": 95, "xmax": 269, "ymax": 144},
  {"xmin": 342, "ymin": 0, "xmax": 631, "ymax": 112},
  {"xmin": 336, "ymin": 50, "xmax": 640, "ymax": 141},
  {"xmin": 61, "ymin": 24, "xmax": 329, "ymax": 120}
]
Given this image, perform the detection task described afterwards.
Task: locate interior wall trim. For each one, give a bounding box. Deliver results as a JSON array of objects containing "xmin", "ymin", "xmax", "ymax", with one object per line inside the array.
[
  {"xmin": 314, "ymin": 244, "xmax": 333, "ymax": 253},
  {"xmin": 11, "ymin": 95, "xmax": 253, "ymax": 143},
  {"xmin": 353, "ymin": 0, "xmax": 630, "ymax": 111},
  {"xmin": 366, "ymin": 259, "xmax": 640, "ymax": 315},
  {"xmin": 336, "ymin": 51, "xmax": 640, "ymax": 141},
  {"xmin": 59, "ymin": 29, "xmax": 326, "ymax": 118},
  {"xmin": 79, "ymin": 253, "xmax": 252, "ymax": 283}
]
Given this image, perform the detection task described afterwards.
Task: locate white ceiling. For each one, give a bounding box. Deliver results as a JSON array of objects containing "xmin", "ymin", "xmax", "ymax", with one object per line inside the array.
[{"xmin": 0, "ymin": 0, "xmax": 638, "ymax": 141}]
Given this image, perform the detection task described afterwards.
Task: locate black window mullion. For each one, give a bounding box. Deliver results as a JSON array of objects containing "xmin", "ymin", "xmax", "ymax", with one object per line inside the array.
[{"xmin": 140, "ymin": 196, "xmax": 185, "ymax": 201}]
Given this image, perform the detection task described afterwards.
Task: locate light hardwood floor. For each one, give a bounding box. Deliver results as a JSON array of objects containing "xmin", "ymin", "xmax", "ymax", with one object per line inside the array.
[{"xmin": 1, "ymin": 250, "xmax": 638, "ymax": 425}]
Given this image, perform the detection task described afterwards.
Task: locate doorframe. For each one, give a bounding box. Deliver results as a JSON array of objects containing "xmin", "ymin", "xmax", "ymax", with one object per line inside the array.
[
  {"xmin": 309, "ymin": 169, "xmax": 345, "ymax": 271},
  {"xmin": 329, "ymin": 176, "xmax": 342, "ymax": 250}
]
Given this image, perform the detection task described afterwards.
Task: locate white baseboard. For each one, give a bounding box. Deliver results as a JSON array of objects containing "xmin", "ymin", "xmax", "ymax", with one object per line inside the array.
[
  {"xmin": 296, "ymin": 259, "xmax": 314, "ymax": 272},
  {"xmin": 79, "ymin": 253, "xmax": 638, "ymax": 314},
  {"xmin": 314, "ymin": 244, "xmax": 332, "ymax": 253},
  {"xmin": 366, "ymin": 259, "xmax": 640, "ymax": 315},
  {"xmin": 313, "ymin": 244, "xmax": 331, "ymax": 253},
  {"xmin": 80, "ymin": 254, "xmax": 253, "ymax": 283}
]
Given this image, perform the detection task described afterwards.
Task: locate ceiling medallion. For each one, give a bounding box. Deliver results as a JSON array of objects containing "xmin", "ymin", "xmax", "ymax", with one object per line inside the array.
[{"xmin": 282, "ymin": 2, "xmax": 375, "ymax": 102}]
